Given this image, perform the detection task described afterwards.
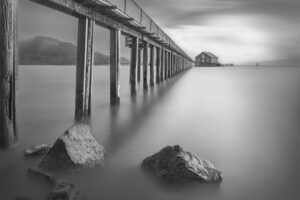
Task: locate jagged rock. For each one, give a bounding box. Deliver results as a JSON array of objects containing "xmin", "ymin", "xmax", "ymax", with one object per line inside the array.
[
  {"xmin": 142, "ymin": 145, "xmax": 223, "ymax": 183},
  {"xmin": 27, "ymin": 169, "xmax": 82, "ymax": 200},
  {"xmin": 48, "ymin": 181, "xmax": 82, "ymax": 200},
  {"xmin": 24, "ymin": 144, "xmax": 51, "ymax": 157},
  {"xmin": 39, "ymin": 124, "xmax": 105, "ymax": 171}
]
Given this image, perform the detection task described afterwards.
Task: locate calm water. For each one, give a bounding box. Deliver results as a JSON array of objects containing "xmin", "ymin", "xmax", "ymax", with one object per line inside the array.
[{"xmin": 0, "ymin": 65, "xmax": 300, "ymax": 200}]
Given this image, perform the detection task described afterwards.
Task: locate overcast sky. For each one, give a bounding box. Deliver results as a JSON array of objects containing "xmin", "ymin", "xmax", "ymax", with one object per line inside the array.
[{"xmin": 18, "ymin": 0, "xmax": 300, "ymax": 64}]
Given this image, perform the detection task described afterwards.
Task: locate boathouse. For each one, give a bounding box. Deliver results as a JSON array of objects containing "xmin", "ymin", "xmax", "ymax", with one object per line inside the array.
[{"xmin": 196, "ymin": 52, "xmax": 219, "ymax": 67}]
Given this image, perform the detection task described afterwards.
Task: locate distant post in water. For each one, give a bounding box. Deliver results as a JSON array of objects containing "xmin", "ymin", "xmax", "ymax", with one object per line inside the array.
[
  {"xmin": 110, "ymin": 28, "xmax": 121, "ymax": 105},
  {"xmin": 149, "ymin": 45, "xmax": 155, "ymax": 87},
  {"xmin": 0, "ymin": 0, "xmax": 18, "ymax": 148},
  {"xmin": 143, "ymin": 41, "xmax": 149, "ymax": 90},
  {"xmin": 130, "ymin": 36, "xmax": 138, "ymax": 95},
  {"xmin": 75, "ymin": 17, "xmax": 95, "ymax": 120}
]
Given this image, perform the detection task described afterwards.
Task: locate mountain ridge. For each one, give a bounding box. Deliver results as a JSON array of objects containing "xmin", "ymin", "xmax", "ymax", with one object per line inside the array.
[{"xmin": 19, "ymin": 36, "xmax": 130, "ymax": 65}]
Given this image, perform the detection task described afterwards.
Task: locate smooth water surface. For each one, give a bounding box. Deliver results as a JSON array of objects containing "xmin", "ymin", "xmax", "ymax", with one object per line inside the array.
[{"xmin": 0, "ymin": 65, "xmax": 300, "ymax": 200}]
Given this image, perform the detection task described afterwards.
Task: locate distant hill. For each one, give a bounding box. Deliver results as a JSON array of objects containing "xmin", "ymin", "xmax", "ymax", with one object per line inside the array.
[{"xmin": 19, "ymin": 36, "xmax": 130, "ymax": 65}]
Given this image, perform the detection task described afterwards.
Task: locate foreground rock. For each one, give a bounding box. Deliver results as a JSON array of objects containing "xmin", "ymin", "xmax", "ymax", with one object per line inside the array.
[
  {"xmin": 142, "ymin": 145, "xmax": 223, "ymax": 183},
  {"xmin": 39, "ymin": 124, "xmax": 105, "ymax": 171},
  {"xmin": 24, "ymin": 144, "xmax": 52, "ymax": 157},
  {"xmin": 27, "ymin": 168, "xmax": 82, "ymax": 200}
]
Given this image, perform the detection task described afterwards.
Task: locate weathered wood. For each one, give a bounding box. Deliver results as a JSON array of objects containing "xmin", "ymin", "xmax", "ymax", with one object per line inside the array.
[
  {"xmin": 75, "ymin": 17, "xmax": 94, "ymax": 120},
  {"xmin": 160, "ymin": 49, "xmax": 164, "ymax": 81},
  {"xmin": 171, "ymin": 53, "xmax": 173, "ymax": 77},
  {"xmin": 165, "ymin": 51, "xmax": 168, "ymax": 79},
  {"xmin": 176, "ymin": 56, "xmax": 179, "ymax": 74},
  {"xmin": 176, "ymin": 56, "xmax": 180, "ymax": 74},
  {"xmin": 0, "ymin": 0, "xmax": 18, "ymax": 148},
  {"xmin": 149, "ymin": 45, "xmax": 155, "ymax": 87},
  {"xmin": 137, "ymin": 44, "xmax": 142, "ymax": 82},
  {"xmin": 86, "ymin": 19, "xmax": 95, "ymax": 116},
  {"xmin": 110, "ymin": 28, "xmax": 121, "ymax": 105},
  {"xmin": 170, "ymin": 53, "xmax": 173, "ymax": 77},
  {"xmin": 130, "ymin": 36, "xmax": 138, "ymax": 95},
  {"xmin": 173, "ymin": 54, "xmax": 177, "ymax": 76},
  {"xmin": 175, "ymin": 55, "xmax": 177, "ymax": 76},
  {"xmin": 175, "ymin": 56, "xmax": 177, "ymax": 74},
  {"xmin": 156, "ymin": 47, "xmax": 161, "ymax": 83},
  {"xmin": 29, "ymin": 0, "xmax": 142, "ymax": 39},
  {"xmin": 143, "ymin": 41, "xmax": 149, "ymax": 90},
  {"xmin": 29, "ymin": 0, "xmax": 186, "ymax": 59},
  {"xmin": 168, "ymin": 52, "xmax": 171, "ymax": 78}
]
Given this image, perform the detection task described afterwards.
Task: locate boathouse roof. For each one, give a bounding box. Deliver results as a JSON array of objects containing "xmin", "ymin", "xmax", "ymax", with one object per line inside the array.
[{"xmin": 197, "ymin": 52, "xmax": 218, "ymax": 59}]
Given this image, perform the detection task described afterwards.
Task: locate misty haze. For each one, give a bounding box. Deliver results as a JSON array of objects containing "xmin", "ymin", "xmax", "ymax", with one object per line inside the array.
[{"xmin": 0, "ymin": 0, "xmax": 299, "ymax": 200}]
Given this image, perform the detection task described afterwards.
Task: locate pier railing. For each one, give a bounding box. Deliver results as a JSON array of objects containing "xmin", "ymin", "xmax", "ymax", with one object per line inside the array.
[{"xmin": 0, "ymin": 0, "xmax": 193, "ymax": 148}]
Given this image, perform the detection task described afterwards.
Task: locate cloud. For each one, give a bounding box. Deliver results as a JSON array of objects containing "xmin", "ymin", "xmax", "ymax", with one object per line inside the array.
[
  {"xmin": 137, "ymin": 0, "xmax": 300, "ymax": 63},
  {"xmin": 165, "ymin": 23, "xmax": 273, "ymax": 64}
]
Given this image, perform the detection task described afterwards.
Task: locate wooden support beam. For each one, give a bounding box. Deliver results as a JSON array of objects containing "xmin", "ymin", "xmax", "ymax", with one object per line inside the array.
[
  {"xmin": 29, "ymin": 0, "xmax": 142, "ymax": 39},
  {"xmin": 176, "ymin": 56, "xmax": 179, "ymax": 74},
  {"xmin": 169, "ymin": 53, "xmax": 173, "ymax": 77},
  {"xmin": 165, "ymin": 51, "xmax": 168, "ymax": 79},
  {"xmin": 156, "ymin": 47, "xmax": 161, "ymax": 83},
  {"xmin": 173, "ymin": 55, "xmax": 176, "ymax": 75},
  {"xmin": 130, "ymin": 36, "xmax": 138, "ymax": 95},
  {"xmin": 169, "ymin": 52, "xmax": 171, "ymax": 78},
  {"xmin": 160, "ymin": 49, "xmax": 164, "ymax": 81},
  {"xmin": 149, "ymin": 45, "xmax": 155, "ymax": 87},
  {"xmin": 137, "ymin": 44, "xmax": 142, "ymax": 82},
  {"xmin": 110, "ymin": 28, "xmax": 121, "ymax": 105},
  {"xmin": 173, "ymin": 55, "xmax": 175, "ymax": 75},
  {"xmin": 174, "ymin": 55, "xmax": 177, "ymax": 75},
  {"xmin": 175, "ymin": 55, "xmax": 177, "ymax": 75},
  {"xmin": 0, "ymin": 0, "xmax": 18, "ymax": 148},
  {"xmin": 75, "ymin": 17, "xmax": 95, "ymax": 120},
  {"xmin": 171, "ymin": 53, "xmax": 173, "ymax": 77},
  {"xmin": 143, "ymin": 41, "xmax": 149, "ymax": 90},
  {"xmin": 168, "ymin": 52, "xmax": 170, "ymax": 77}
]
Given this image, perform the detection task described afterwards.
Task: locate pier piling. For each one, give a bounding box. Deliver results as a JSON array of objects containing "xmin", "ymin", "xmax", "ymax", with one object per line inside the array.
[
  {"xmin": 149, "ymin": 45, "xmax": 155, "ymax": 87},
  {"xmin": 0, "ymin": 0, "xmax": 18, "ymax": 148},
  {"xmin": 156, "ymin": 47, "xmax": 161, "ymax": 83},
  {"xmin": 110, "ymin": 28, "xmax": 121, "ymax": 105},
  {"xmin": 130, "ymin": 36, "xmax": 138, "ymax": 95},
  {"xmin": 143, "ymin": 41, "xmax": 149, "ymax": 90},
  {"xmin": 75, "ymin": 17, "xmax": 95, "ymax": 120}
]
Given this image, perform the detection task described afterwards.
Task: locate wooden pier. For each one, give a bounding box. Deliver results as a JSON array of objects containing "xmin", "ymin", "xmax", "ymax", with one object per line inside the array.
[{"xmin": 0, "ymin": 0, "xmax": 193, "ymax": 148}]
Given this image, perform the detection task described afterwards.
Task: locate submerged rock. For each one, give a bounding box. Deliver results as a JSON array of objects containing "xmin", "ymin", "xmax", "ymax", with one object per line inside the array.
[
  {"xmin": 24, "ymin": 144, "xmax": 51, "ymax": 157},
  {"xmin": 142, "ymin": 145, "xmax": 223, "ymax": 183},
  {"xmin": 39, "ymin": 123, "xmax": 105, "ymax": 171},
  {"xmin": 48, "ymin": 181, "xmax": 82, "ymax": 200},
  {"xmin": 27, "ymin": 168, "xmax": 82, "ymax": 200},
  {"xmin": 27, "ymin": 168, "xmax": 57, "ymax": 185}
]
